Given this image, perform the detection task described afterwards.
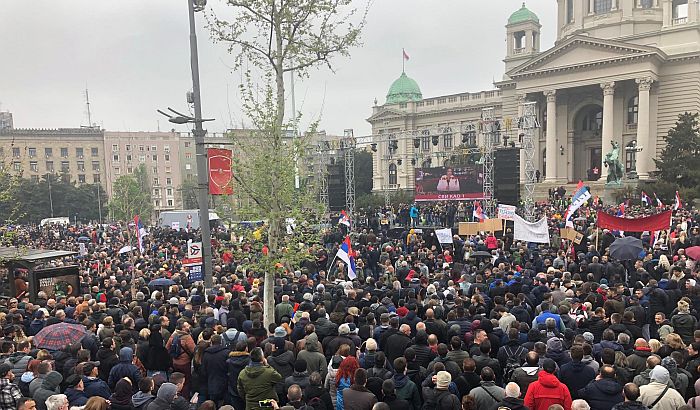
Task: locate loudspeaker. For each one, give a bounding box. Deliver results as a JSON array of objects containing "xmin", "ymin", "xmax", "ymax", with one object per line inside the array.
[
  {"xmin": 494, "ymin": 147, "xmax": 520, "ymax": 205},
  {"xmin": 327, "ymin": 163, "xmax": 345, "ymax": 211}
]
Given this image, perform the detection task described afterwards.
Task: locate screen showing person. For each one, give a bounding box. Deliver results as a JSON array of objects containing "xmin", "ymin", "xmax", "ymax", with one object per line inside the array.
[{"xmin": 436, "ymin": 167, "xmax": 460, "ymax": 192}]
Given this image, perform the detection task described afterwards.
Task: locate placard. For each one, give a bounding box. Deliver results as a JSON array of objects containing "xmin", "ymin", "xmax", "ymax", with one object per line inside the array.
[
  {"xmin": 188, "ymin": 265, "xmax": 203, "ymax": 282},
  {"xmin": 459, "ymin": 222, "xmax": 479, "ymax": 236},
  {"xmin": 497, "ymin": 204, "xmax": 517, "ymax": 221},
  {"xmin": 171, "ymin": 221, "xmax": 180, "ymax": 230},
  {"xmin": 435, "ymin": 228, "xmax": 454, "ymax": 244}
]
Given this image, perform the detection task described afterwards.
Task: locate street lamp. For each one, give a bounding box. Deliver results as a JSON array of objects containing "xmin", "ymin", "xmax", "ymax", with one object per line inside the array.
[{"xmin": 157, "ymin": 0, "xmax": 215, "ymax": 290}]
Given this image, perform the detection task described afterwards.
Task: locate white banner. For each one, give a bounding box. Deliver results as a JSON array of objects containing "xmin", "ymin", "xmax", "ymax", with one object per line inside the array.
[
  {"xmin": 497, "ymin": 204, "xmax": 517, "ymax": 221},
  {"xmin": 435, "ymin": 228, "xmax": 454, "ymax": 244},
  {"xmin": 513, "ymin": 214, "xmax": 550, "ymax": 244},
  {"xmin": 187, "ymin": 241, "xmax": 202, "ymax": 259},
  {"xmin": 171, "ymin": 221, "xmax": 180, "ymax": 230}
]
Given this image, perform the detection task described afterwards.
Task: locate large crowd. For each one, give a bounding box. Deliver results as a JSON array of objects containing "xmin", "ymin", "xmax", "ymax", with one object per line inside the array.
[{"xmin": 0, "ymin": 197, "xmax": 699, "ymax": 410}]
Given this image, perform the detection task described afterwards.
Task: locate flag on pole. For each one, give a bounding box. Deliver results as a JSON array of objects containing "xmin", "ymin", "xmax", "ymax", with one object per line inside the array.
[
  {"xmin": 473, "ymin": 201, "xmax": 487, "ymax": 222},
  {"xmin": 654, "ymin": 192, "xmax": 663, "ymax": 207},
  {"xmin": 641, "ymin": 191, "xmax": 652, "ymax": 206},
  {"xmin": 564, "ymin": 181, "xmax": 591, "ymax": 227},
  {"xmin": 674, "ymin": 191, "xmax": 683, "ymax": 210},
  {"xmin": 617, "ymin": 201, "xmax": 627, "ymax": 217},
  {"xmin": 402, "ymin": 48, "xmax": 410, "ymax": 61},
  {"xmin": 133, "ymin": 215, "xmax": 146, "ymax": 253},
  {"xmin": 339, "ymin": 210, "xmax": 351, "ymax": 227},
  {"xmin": 335, "ymin": 236, "xmax": 356, "ymax": 279}
]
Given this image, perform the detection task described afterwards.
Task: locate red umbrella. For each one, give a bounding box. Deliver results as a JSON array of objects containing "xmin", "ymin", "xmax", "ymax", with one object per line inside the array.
[
  {"xmin": 685, "ymin": 246, "xmax": 700, "ymax": 260},
  {"xmin": 33, "ymin": 323, "xmax": 88, "ymax": 350}
]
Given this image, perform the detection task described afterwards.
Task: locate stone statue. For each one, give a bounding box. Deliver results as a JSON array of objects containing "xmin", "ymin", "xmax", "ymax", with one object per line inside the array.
[{"xmin": 604, "ymin": 141, "xmax": 623, "ymax": 184}]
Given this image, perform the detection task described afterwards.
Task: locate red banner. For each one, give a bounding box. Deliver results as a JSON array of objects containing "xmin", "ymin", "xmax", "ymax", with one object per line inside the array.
[
  {"xmin": 208, "ymin": 148, "xmax": 233, "ymax": 195},
  {"xmin": 596, "ymin": 210, "xmax": 672, "ymax": 232}
]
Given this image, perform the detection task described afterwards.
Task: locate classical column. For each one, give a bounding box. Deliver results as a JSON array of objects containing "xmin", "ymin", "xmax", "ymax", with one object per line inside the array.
[
  {"xmin": 600, "ymin": 82, "xmax": 616, "ymax": 179},
  {"xmin": 545, "ymin": 90, "xmax": 558, "ymax": 182},
  {"xmin": 636, "ymin": 77, "xmax": 654, "ymax": 179},
  {"xmin": 589, "ymin": 0, "xmax": 595, "ymax": 14},
  {"xmin": 611, "ymin": 0, "xmax": 618, "ymax": 10}
]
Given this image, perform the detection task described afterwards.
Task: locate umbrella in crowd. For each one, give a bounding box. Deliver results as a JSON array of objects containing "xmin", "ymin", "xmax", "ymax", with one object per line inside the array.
[
  {"xmin": 77, "ymin": 236, "xmax": 91, "ymax": 243},
  {"xmin": 148, "ymin": 278, "xmax": 175, "ymax": 287},
  {"xmin": 470, "ymin": 250, "xmax": 492, "ymax": 258},
  {"xmin": 118, "ymin": 245, "xmax": 134, "ymax": 254},
  {"xmin": 609, "ymin": 236, "xmax": 644, "ymax": 260},
  {"xmin": 33, "ymin": 323, "xmax": 89, "ymax": 350},
  {"xmin": 685, "ymin": 245, "xmax": 700, "ymax": 260}
]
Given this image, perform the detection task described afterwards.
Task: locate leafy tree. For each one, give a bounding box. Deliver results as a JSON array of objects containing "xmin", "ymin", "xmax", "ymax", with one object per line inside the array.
[
  {"xmin": 209, "ymin": 0, "xmax": 368, "ymax": 327},
  {"xmin": 0, "ymin": 164, "xmax": 23, "ymax": 224},
  {"xmin": 652, "ymin": 112, "xmax": 700, "ymax": 199},
  {"xmin": 109, "ymin": 165, "xmax": 153, "ymax": 222},
  {"xmin": 179, "ymin": 178, "xmax": 199, "ymax": 209}
]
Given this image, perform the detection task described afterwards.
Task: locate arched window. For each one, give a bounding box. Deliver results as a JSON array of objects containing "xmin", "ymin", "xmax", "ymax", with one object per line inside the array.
[
  {"xmin": 388, "ymin": 163, "xmax": 397, "ymax": 185},
  {"xmin": 627, "ymin": 96, "xmax": 639, "ymax": 125},
  {"xmin": 625, "ymin": 141, "xmax": 637, "ymax": 172},
  {"xmin": 582, "ymin": 107, "xmax": 603, "ymax": 131}
]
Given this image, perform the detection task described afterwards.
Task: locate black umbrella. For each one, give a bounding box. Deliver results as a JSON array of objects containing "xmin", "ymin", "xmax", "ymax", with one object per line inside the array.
[
  {"xmin": 148, "ymin": 278, "xmax": 175, "ymax": 287},
  {"xmin": 471, "ymin": 251, "xmax": 492, "ymax": 258},
  {"xmin": 609, "ymin": 236, "xmax": 644, "ymax": 260}
]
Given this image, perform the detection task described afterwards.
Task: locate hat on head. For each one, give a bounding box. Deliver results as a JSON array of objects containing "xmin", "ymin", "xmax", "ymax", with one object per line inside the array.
[
  {"xmin": 650, "ymin": 365, "xmax": 670, "ymax": 384},
  {"xmin": 65, "ymin": 374, "xmax": 82, "ymax": 388},
  {"xmin": 338, "ymin": 324, "xmax": 351, "ymax": 335},
  {"xmin": 157, "ymin": 382, "xmax": 178, "ymax": 402},
  {"xmin": 294, "ymin": 358, "xmax": 307, "ymax": 373},
  {"xmin": 274, "ymin": 327, "xmax": 287, "ymax": 338},
  {"xmin": 546, "ymin": 337, "xmax": 563, "ymax": 352},
  {"xmin": 0, "ymin": 363, "xmax": 11, "ymax": 377},
  {"xmin": 303, "ymin": 293, "xmax": 313, "ymax": 301},
  {"xmin": 436, "ymin": 371, "xmax": 451, "ymax": 390},
  {"xmin": 169, "ymin": 297, "xmax": 179, "ymax": 305}
]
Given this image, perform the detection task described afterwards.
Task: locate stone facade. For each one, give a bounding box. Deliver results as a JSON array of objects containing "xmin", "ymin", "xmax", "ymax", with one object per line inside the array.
[{"xmin": 369, "ymin": 0, "xmax": 700, "ymax": 194}]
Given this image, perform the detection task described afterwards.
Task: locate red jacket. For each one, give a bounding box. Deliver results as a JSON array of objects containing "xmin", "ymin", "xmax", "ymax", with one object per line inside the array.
[
  {"xmin": 485, "ymin": 235, "xmax": 498, "ymax": 250},
  {"xmin": 524, "ymin": 371, "xmax": 572, "ymax": 410}
]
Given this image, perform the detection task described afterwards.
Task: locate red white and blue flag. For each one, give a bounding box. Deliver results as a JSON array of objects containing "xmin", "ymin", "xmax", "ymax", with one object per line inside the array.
[
  {"xmin": 336, "ymin": 236, "xmax": 356, "ymax": 279},
  {"xmin": 674, "ymin": 191, "xmax": 683, "ymax": 210},
  {"xmin": 654, "ymin": 193, "xmax": 663, "ymax": 207},
  {"xmin": 641, "ymin": 191, "xmax": 652, "ymax": 207},
  {"xmin": 339, "ymin": 210, "xmax": 351, "ymax": 227},
  {"xmin": 473, "ymin": 201, "xmax": 487, "ymax": 222},
  {"xmin": 564, "ymin": 181, "xmax": 591, "ymax": 227},
  {"xmin": 133, "ymin": 215, "xmax": 146, "ymax": 253},
  {"xmin": 617, "ymin": 201, "xmax": 628, "ymax": 217}
]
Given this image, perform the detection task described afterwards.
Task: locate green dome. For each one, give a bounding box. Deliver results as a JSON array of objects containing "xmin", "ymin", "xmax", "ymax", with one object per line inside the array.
[
  {"xmin": 386, "ymin": 72, "xmax": 423, "ymax": 104},
  {"xmin": 508, "ymin": 3, "xmax": 539, "ymax": 25}
]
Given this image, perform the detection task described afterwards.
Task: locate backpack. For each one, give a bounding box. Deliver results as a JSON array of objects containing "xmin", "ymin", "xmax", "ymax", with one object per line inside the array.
[
  {"xmin": 304, "ymin": 396, "xmax": 325, "ymax": 410},
  {"xmin": 503, "ymin": 345, "xmax": 527, "ymax": 383},
  {"xmin": 169, "ymin": 335, "xmax": 191, "ymax": 358},
  {"xmin": 222, "ymin": 330, "xmax": 242, "ymax": 348},
  {"xmin": 422, "ymin": 390, "xmax": 456, "ymax": 410}
]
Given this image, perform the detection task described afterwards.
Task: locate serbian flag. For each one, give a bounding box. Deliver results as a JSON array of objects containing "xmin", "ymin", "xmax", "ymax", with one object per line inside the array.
[
  {"xmin": 654, "ymin": 193, "xmax": 663, "ymax": 207},
  {"xmin": 617, "ymin": 201, "xmax": 627, "ymax": 216},
  {"xmin": 336, "ymin": 236, "xmax": 356, "ymax": 279},
  {"xmin": 403, "ymin": 48, "xmax": 410, "ymax": 61},
  {"xmin": 339, "ymin": 210, "xmax": 351, "ymax": 227},
  {"xmin": 133, "ymin": 215, "xmax": 146, "ymax": 253},
  {"xmin": 473, "ymin": 201, "xmax": 487, "ymax": 222},
  {"xmin": 674, "ymin": 191, "xmax": 683, "ymax": 210},
  {"xmin": 641, "ymin": 191, "xmax": 652, "ymax": 207},
  {"xmin": 564, "ymin": 181, "xmax": 591, "ymax": 227}
]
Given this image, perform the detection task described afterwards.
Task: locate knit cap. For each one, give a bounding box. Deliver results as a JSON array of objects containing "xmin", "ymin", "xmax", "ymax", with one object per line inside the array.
[{"xmin": 436, "ymin": 371, "xmax": 451, "ymax": 390}]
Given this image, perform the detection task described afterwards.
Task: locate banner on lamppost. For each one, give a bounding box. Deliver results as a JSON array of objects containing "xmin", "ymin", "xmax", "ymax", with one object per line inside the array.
[{"xmin": 208, "ymin": 148, "xmax": 233, "ymax": 195}]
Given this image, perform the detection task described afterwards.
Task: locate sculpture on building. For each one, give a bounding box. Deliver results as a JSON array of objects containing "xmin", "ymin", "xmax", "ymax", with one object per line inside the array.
[{"xmin": 604, "ymin": 141, "xmax": 623, "ymax": 184}]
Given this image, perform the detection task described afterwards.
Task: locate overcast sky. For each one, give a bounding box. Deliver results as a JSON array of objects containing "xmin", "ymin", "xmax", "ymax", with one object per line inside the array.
[{"xmin": 0, "ymin": 1, "xmax": 556, "ymax": 137}]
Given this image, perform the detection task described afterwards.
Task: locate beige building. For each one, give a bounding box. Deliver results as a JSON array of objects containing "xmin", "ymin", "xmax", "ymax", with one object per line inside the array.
[
  {"xmin": 369, "ymin": 0, "xmax": 700, "ymax": 194},
  {"xmin": 103, "ymin": 131, "xmax": 183, "ymax": 214},
  {"xmin": 0, "ymin": 127, "xmax": 107, "ymax": 186}
]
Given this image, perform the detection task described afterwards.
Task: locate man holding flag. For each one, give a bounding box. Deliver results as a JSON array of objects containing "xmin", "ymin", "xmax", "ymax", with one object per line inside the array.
[
  {"xmin": 654, "ymin": 192, "xmax": 663, "ymax": 207},
  {"xmin": 339, "ymin": 210, "xmax": 351, "ymax": 228},
  {"xmin": 334, "ymin": 236, "xmax": 356, "ymax": 279},
  {"xmin": 641, "ymin": 191, "xmax": 652, "ymax": 206},
  {"xmin": 564, "ymin": 181, "xmax": 591, "ymax": 227},
  {"xmin": 133, "ymin": 215, "xmax": 147, "ymax": 253}
]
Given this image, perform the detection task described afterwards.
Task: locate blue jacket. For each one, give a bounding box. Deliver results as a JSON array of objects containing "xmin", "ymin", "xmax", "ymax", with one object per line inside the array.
[
  {"xmin": 532, "ymin": 311, "xmax": 564, "ymax": 331},
  {"xmin": 108, "ymin": 347, "xmax": 142, "ymax": 390},
  {"xmin": 82, "ymin": 376, "xmax": 111, "ymax": 399},
  {"xmin": 65, "ymin": 387, "xmax": 89, "ymax": 407}
]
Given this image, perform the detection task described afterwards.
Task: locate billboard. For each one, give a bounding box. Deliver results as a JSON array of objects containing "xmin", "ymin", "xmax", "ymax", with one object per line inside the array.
[
  {"xmin": 208, "ymin": 148, "xmax": 233, "ymax": 195},
  {"xmin": 414, "ymin": 166, "xmax": 484, "ymax": 201}
]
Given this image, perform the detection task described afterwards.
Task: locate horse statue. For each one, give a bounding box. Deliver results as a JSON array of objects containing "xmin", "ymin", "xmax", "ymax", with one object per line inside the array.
[{"xmin": 603, "ymin": 141, "xmax": 624, "ymax": 184}]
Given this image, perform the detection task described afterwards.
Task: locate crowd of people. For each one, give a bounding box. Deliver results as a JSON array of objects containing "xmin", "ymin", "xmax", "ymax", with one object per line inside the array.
[{"xmin": 0, "ymin": 197, "xmax": 698, "ymax": 410}]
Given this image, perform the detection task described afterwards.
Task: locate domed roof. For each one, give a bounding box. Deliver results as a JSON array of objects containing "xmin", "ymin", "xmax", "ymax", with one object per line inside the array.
[
  {"xmin": 508, "ymin": 3, "xmax": 539, "ymax": 25},
  {"xmin": 386, "ymin": 72, "xmax": 423, "ymax": 104}
]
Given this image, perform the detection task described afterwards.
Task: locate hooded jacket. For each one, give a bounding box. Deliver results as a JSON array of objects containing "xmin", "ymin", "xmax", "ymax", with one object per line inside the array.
[
  {"xmin": 108, "ymin": 347, "xmax": 142, "ymax": 390},
  {"xmin": 559, "ymin": 360, "xmax": 596, "ymax": 400},
  {"xmin": 511, "ymin": 366, "xmax": 539, "ymax": 397},
  {"xmin": 33, "ymin": 371, "xmax": 63, "ymax": 410},
  {"xmin": 237, "ymin": 363, "xmax": 283, "ymax": 410},
  {"xmin": 297, "ymin": 334, "xmax": 328, "ymax": 379},
  {"xmin": 201, "ymin": 343, "xmax": 231, "ymax": 399},
  {"xmin": 393, "ymin": 373, "xmax": 422, "ymax": 410},
  {"xmin": 227, "ymin": 351, "xmax": 250, "ymax": 404},
  {"xmin": 96, "ymin": 346, "xmax": 119, "ymax": 382},
  {"xmin": 670, "ymin": 311, "xmax": 697, "ymax": 345},
  {"xmin": 523, "ymin": 371, "xmax": 572, "ymax": 410},
  {"xmin": 83, "ymin": 376, "xmax": 111, "ymax": 399},
  {"xmin": 132, "ymin": 391, "xmax": 155, "ymax": 410},
  {"xmin": 578, "ymin": 378, "xmax": 624, "ymax": 410}
]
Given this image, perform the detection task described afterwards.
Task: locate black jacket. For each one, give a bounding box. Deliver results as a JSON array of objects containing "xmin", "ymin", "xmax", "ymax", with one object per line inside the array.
[
  {"xmin": 559, "ymin": 360, "xmax": 596, "ymax": 400},
  {"xmin": 492, "ymin": 396, "xmax": 529, "ymax": 410},
  {"xmin": 578, "ymin": 378, "xmax": 624, "ymax": 410},
  {"xmin": 201, "ymin": 344, "xmax": 230, "ymax": 399},
  {"xmin": 385, "ymin": 333, "xmax": 413, "ymax": 364}
]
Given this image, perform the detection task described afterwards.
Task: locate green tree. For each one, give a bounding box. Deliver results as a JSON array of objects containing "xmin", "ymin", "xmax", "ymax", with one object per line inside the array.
[
  {"xmin": 652, "ymin": 112, "xmax": 700, "ymax": 199},
  {"xmin": 109, "ymin": 165, "xmax": 153, "ymax": 222},
  {"xmin": 209, "ymin": 0, "xmax": 368, "ymax": 327},
  {"xmin": 179, "ymin": 179, "xmax": 199, "ymax": 209}
]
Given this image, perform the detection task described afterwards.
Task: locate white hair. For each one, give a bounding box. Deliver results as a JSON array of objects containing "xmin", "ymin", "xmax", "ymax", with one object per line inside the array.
[
  {"xmin": 572, "ymin": 400, "xmax": 591, "ymax": 410},
  {"xmin": 46, "ymin": 394, "xmax": 68, "ymax": 410},
  {"xmin": 505, "ymin": 382, "xmax": 520, "ymax": 398}
]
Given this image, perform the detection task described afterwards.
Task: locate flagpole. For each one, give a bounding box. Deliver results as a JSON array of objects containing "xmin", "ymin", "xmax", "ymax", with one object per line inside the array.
[{"xmin": 402, "ymin": 48, "xmax": 405, "ymax": 72}]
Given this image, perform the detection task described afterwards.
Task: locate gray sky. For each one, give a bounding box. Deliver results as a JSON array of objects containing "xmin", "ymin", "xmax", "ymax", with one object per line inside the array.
[{"xmin": 0, "ymin": 1, "xmax": 556, "ymax": 137}]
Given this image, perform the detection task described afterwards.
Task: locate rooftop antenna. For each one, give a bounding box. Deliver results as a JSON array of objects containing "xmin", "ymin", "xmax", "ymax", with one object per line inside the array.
[{"xmin": 85, "ymin": 88, "xmax": 92, "ymax": 127}]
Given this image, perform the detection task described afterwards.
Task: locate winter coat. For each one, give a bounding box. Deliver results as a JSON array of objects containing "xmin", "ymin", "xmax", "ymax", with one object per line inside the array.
[
  {"xmin": 65, "ymin": 387, "xmax": 89, "ymax": 407},
  {"xmin": 671, "ymin": 312, "xmax": 697, "ymax": 345},
  {"xmin": 96, "ymin": 346, "xmax": 119, "ymax": 382},
  {"xmin": 314, "ymin": 317, "xmax": 339, "ymax": 342},
  {"xmin": 559, "ymin": 360, "xmax": 596, "ymax": 400},
  {"xmin": 237, "ymin": 363, "xmax": 283, "ymax": 410},
  {"xmin": 342, "ymin": 385, "xmax": 377, "ymax": 410},
  {"xmin": 469, "ymin": 382, "xmax": 505, "ymax": 410},
  {"xmin": 384, "ymin": 333, "xmax": 413, "ymax": 364},
  {"xmin": 201, "ymin": 343, "xmax": 231, "ymax": 400},
  {"xmin": 578, "ymin": 378, "xmax": 624, "ymax": 410},
  {"xmin": 639, "ymin": 382, "xmax": 686, "ymax": 410},
  {"xmin": 227, "ymin": 351, "xmax": 250, "ymax": 405},
  {"xmin": 393, "ymin": 373, "xmax": 422, "ymax": 410},
  {"xmin": 493, "ymin": 396, "xmax": 530, "ymax": 410},
  {"xmin": 421, "ymin": 388, "xmax": 461, "ymax": 410},
  {"xmin": 131, "ymin": 391, "xmax": 155, "ymax": 410},
  {"xmin": 268, "ymin": 350, "xmax": 295, "ymax": 397},
  {"xmin": 108, "ymin": 347, "xmax": 142, "ymax": 390},
  {"xmin": 3, "ymin": 353, "xmax": 30, "ymax": 378},
  {"xmin": 305, "ymin": 384, "xmax": 334, "ymax": 410},
  {"xmin": 142, "ymin": 331, "xmax": 171, "ymax": 372},
  {"xmin": 610, "ymin": 401, "xmax": 649, "ymax": 410},
  {"xmin": 383, "ymin": 394, "xmax": 410, "ymax": 410},
  {"xmin": 297, "ymin": 334, "xmax": 328, "ymax": 379},
  {"xmin": 523, "ymin": 371, "xmax": 572, "ymax": 410},
  {"xmin": 165, "ymin": 330, "xmax": 196, "ymax": 368},
  {"xmin": 511, "ymin": 366, "xmax": 539, "ymax": 398},
  {"xmin": 428, "ymin": 356, "xmax": 462, "ymax": 381},
  {"xmin": 336, "ymin": 376, "xmax": 352, "ymax": 410},
  {"xmin": 413, "ymin": 342, "xmax": 438, "ymax": 369},
  {"xmin": 626, "ymin": 350, "xmax": 652, "ymax": 375},
  {"xmin": 83, "ymin": 376, "xmax": 111, "ymax": 399},
  {"xmin": 33, "ymin": 371, "xmax": 63, "ymax": 410},
  {"xmin": 285, "ymin": 371, "xmax": 310, "ymax": 394}
]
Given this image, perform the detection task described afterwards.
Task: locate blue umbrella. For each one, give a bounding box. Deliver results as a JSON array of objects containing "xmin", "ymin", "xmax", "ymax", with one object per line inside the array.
[{"xmin": 148, "ymin": 278, "xmax": 175, "ymax": 287}]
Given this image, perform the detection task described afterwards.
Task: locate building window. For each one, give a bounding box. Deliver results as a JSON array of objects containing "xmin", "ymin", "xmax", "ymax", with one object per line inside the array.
[
  {"xmin": 61, "ymin": 161, "xmax": 69, "ymax": 172},
  {"xmin": 127, "ymin": 167, "xmax": 133, "ymax": 174},
  {"xmin": 30, "ymin": 161, "xmax": 38, "ymax": 172},
  {"xmin": 46, "ymin": 161, "xmax": 54, "ymax": 172},
  {"xmin": 567, "ymin": 0, "xmax": 574, "ymax": 22},
  {"xmin": 154, "ymin": 200, "xmax": 161, "ymax": 207},
  {"xmin": 625, "ymin": 141, "xmax": 637, "ymax": 172},
  {"xmin": 184, "ymin": 142, "xmax": 191, "ymax": 148},
  {"xmin": 60, "ymin": 147, "xmax": 68, "ymax": 158},
  {"xmin": 112, "ymin": 144, "xmax": 119, "ymax": 152},
  {"xmin": 30, "ymin": 175, "xmax": 39, "ymax": 183},
  {"xmin": 78, "ymin": 174, "xmax": 86, "ymax": 183},
  {"xmin": 125, "ymin": 144, "xmax": 131, "ymax": 151},
  {"xmin": 61, "ymin": 174, "xmax": 70, "ymax": 183},
  {"xmin": 165, "ymin": 166, "xmax": 171, "ymax": 173},
  {"xmin": 166, "ymin": 177, "xmax": 172, "ymax": 185},
  {"xmin": 673, "ymin": 0, "xmax": 688, "ymax": 23},
  {"xmin": 76, "ymin": 147, "xmax": 83, "ymax": 158},
  {"xmin": 139, "ymin": 145, "xmax": 145, "ymax": 151},
  {"xmin": 152, "ymin": 154, "xmax": 157, "ymax": 161},
  {"xmin": 139, "ymin": 155, "xmax": 146, "ymax": 163},
  {"xmin": 91, "ymin": 147, "xmax": 99, "ymax": 157},
  {"xmin": 164, "ymin": 145, "xmax": 170, "ymax": 153},
  {"xmin": 12, "ymin": 147, "xmax": 20, "ymax": 158},
  {"xmin": 166, "ymin": 188, "xmax": 173, "ymax": 196},
  {"xmin": 28, "ymin": 147, "xmax": 36, "ymax": 157},
  {"xmin": 93, "ymin": 174, "xmax": 100, "ymax": 183},
  {"xmin": 153, "ymin": 188, "xmax": 160, "ymax": 196},
  {"xmin": 627, "ymin": 96, "xmax": 639, "ymax": 125},
  {"xmin": 13, "ymin": 162, "xmax": 21, "ymax": 171},
  {"xmin": 115, "ymin": 167, "xmax": 121, "ymax": 175},
  {"xmin": 594, "ymin": 0, "xmax": 612, "ymax": 14},
  {"xmin": 388, "ymin": 163, "xmax": 397, "ymax": 185},
  {"xmin": 443, "ymin": 129, "xmax": 453, "ymax": 149},
  {"xmin": 151, "ymin": 145, "xmax": 157, "ymax": 152},
  {"xmin": 113, "ymin": 154, "xmax": 119, "ymax": 162},
  {"xmin": 126, "ymin": 154, "xmax": 132, "ymax": 162},
  {"xmin": 640, "ymin": 0, "xmax": 653, "ymax": 7},
  {"xmin": 514, "ymin": 31, "xmax": 526, "ymax": 53},
  {"xmin": 421, "ymin": 130, "xmax": 430, "ymax": 151},
  {"xmin": 185, "ymin": 163, "xmax": 191, "ymax": 170},
  {"xmin": 185, "ymin": 153, "xmax": 193, "ymax": 159},
  {"xmin": 582, "ymin": 107, "xmax": 603, "ymax": 131},
  {"xmin": 164, "ymin": 154, "xmax": 170, "ymax": 161},
  {"xmin": 44, "ymin": 148, "xmax": 52, "ymax": 158},
  {"xmin": 152, "ymin": 166, "xmax": 158, "ymax": 174},
  {"xmin": 77, "ymin": 161, "xmax": 85, "ymax": 171},
  {"xmin": 92, "ymin": 161, "xmax": 100, "ymax": 171},
  {"xmin": 167, "ymin": 199, "xmax": 174, "ymax": 207},
  {"xmin": 153, "ymin": 177, "xmax": 159, "ymax": 185}
]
